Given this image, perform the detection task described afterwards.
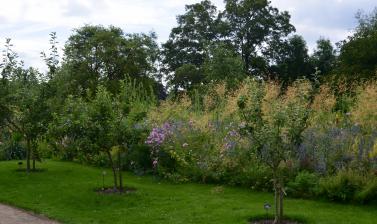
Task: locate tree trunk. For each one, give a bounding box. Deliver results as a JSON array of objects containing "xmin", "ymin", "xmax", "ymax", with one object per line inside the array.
[
  {"xmin": 279, "ymin": 185, "xmax": 284, "ymax": 223},
  {"xmin": 106, "ymin": 150, "xmax": 118, "ymax": 191},
  {"xmin": 273, "ymin": 180, "xmax": 284, "ymax": 224},
  {"xmin": 32, "ymin": 144, "xmax": 36, "ymax": 171},
  {"xmin": 273, "ymin": 179, "xmax": 279, "ymax": 224},
  {"xmin": 32, "ymin": 157, "xmax": 36, "ymax": 171},
  {"xmin": 26, "ymin": 139, "xmax": 31, "ymax": 173},
  {"xmin": 118, "ymin": 151, "xmax": 123, "ymax": 193}
]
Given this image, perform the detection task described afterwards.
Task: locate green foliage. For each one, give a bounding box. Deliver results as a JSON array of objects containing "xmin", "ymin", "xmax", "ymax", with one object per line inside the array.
[
  {"xmin": 336, "ymin": 8, "xmax": 377, "ymax": 82},
  {"xmin": 203, "ymin": 43, "xmax": 246, "ymax": 89},
  {"xmin": 287, "ymin": 171, "xmax": 319, "ymax": 198},
  {"xmin": 40, "ymin": 32, "xmax": 59, "ymax": 79},
  {"xmin": 223, "ymin": 0, "xmax": 295, "ymax": 75},
  {"xmin": 48, "ymin": 76, "xmax": 156, "ymax": 190},
  {"xmin": 0, "ymin": 39, "xmax": 51, "ymax": 171},
  {"xmin": 271, "ymin": 35, "xmax": 314, "ymax": 84},
  {"xmin": 0, "ymin": 133, "xmax": 26, "ymax": 161},
  {"xmin": 318, "ymin": 170, "xmax": 365, "ymax": 202},
  {"xmin": 239, "ymin": 79, "xmax": 312, "ymax": 170},
  {"xmin": 356, "ymin": 178, "xmax": 377, "ymax": 204},
  {"xmin": 61, "ymin": 25, "xmax": 160, "ymax": 96},
  {"xmin": 163, "ymin": 0, "xmax": 299, "ymax": 89},
  {"xmin": 161, "ymin": 0, "xmax": 220, "ymax": 90},
  {"xmin": 170, "ymin": 64, "xmax": 203, "ymax": 91},
  {"xmin": 238, "ymin": 79, "xmax": 313, "ymax": 222},
  {"xmin": 310, "ymin": 38, "xmax": 336, "ymax": 77}
]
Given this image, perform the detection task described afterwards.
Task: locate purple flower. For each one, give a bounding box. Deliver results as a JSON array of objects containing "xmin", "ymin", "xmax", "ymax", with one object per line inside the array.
[
  {"xmin": 224, "ymin": 141, "xmax": 236, "ymax": 151},
  {"xmin": 145, "ymin": 124, "xmax": 171, "ymax": 146},
  {"xmin": 153, "ymin": 159, "xmax": 158, "ymax": 168}
]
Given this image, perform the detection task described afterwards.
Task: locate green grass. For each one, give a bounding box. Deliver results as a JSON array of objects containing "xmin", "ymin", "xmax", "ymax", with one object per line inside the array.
[{"xmin": 0, "ymin": 161, "xmax": 376, "ymax": 224}]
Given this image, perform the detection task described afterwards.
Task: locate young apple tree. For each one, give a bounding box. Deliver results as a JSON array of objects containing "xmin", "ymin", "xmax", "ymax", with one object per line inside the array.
[{"xmin": 238, "ymin": 79, "xmax": 312, "ymax": 223}]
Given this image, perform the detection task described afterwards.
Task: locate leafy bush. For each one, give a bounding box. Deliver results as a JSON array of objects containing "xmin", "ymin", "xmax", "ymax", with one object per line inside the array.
[
  {"xmin": 318, "ymin": 170, "xmax": 365, "ymax": 202},
  {"xmin": 355, "ymin": 178, "xmax": 377, "ymax": 204},
  {"xmin": 224, "ymin": 165, "xmax": 273, "ymax": 191},
  {"xmin": 0, "ymin": 132, "xmax": 26, "ymax": 161},
  {"xmin": 287, "ymin": 171, "xmax": 319, "ymax": 198},
  {"xmin": 0, "ymin": 142, "xmax": 26, "ymax": 161},
  {"xmin": 125, "ymin": 144, "xmax": 153, "ymax": 175}
]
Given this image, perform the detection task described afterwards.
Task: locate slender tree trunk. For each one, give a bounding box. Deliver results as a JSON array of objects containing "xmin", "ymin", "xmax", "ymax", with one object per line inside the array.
[
  {"xmin": 106, "ymin": 150, "xmax": 118, "ymax": 191},
  {"xmin": 32, "ymin": 144, "xmax": 36, "ymax": 171},
  {"xmin": 118, "ymin": 151, "xmax": 123, "ymax": 193},
  {"xmin": 274, "ymin": 180, "xmax": 279, "ymax": 224},
  {"xmin": 279, "ymin": 185, "xmax": 284, "ymax": 223},
  {"xmin": 32, "ymin": 157, "xmax": 36, "ymax": 171},
  {"xmin": 26, "ymin": 139, "xmax": 31, "ymax": 173}
]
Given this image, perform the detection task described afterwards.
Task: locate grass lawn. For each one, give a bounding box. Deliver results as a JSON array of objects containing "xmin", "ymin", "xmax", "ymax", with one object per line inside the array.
[{"xmin": 0, "ymin": 161, "xmax": 376, "ymax": 224}]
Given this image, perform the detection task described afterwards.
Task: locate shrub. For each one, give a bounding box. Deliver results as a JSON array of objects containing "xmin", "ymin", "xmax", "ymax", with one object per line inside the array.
[
  {"xmin": 125, "ymin": 144, "xmax": 153, "ymax": 175},
  {"xmin": 287, "ymin": 171, "xmax": 319, "ymax": 198},
  {"xmin": 318, "ymin": 170, "xmax": 365, "ymax": 202},
  {"xmin": 233, "ymin": 165, "xmax": 273, "ymax": 191},
  {"xmin": 0, "ymin": 139, "xmax": 26, "ymax": 161},
  {"xmin": 355, "ymin": 178, "xmax": 377, "ymax": 204}
]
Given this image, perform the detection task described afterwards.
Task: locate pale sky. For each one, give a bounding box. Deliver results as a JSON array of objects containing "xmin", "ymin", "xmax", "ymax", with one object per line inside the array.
[{"xmin": 0, "ymin": 0, "xmax": 375, "ymax": 71}]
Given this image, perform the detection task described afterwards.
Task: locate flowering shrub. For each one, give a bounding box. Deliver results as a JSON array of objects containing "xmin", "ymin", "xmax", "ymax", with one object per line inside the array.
[{"xmin": 145, "ymin": 122, "xmax": 173, "ymax": 172}]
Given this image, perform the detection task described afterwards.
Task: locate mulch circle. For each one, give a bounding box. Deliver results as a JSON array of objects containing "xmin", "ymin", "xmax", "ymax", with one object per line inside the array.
[
  {"xmin": 95, "ymin": 187, "xmax": 137, "ymax": 195},
  {"xmin": 250, "ymin": 220, "xmax": 301, "ymax": 224},
  {"xmin": 249, "ymin": 215, "xmax": 304, "ymax": 224}
]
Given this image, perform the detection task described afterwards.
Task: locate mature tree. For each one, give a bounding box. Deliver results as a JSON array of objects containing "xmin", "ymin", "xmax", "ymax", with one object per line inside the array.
[
  {"xmin": 222, "ymin": 0, "xmax": 295, "ymax": 75},
  {"xmin": 203, "ymin": 43, "xmax": 246, "ymax": 88},
  {"xmin": 271, "ymin": 35, "xmax": 313, "ymax": 83},
  {"xmin": 162, "ymin": 0, "xmax": 221, "ymax": 90},
  {"xmin": 238, "ymin": 79, "xmax": 312, "ymax": 223},
  {"xmin": 169, "ymin": 64, "xmax": 203, "ymax": 91},
  {"xmin": 62, "ymin": 25, "xmax": 160, "ymax": 96},
  {"xmin": 336, "ymin": 9, "xmax": 377, "ymax": 82},
  {"xmin": 310, "ymin": 38, "xmax": 336, "ymax": 77}
]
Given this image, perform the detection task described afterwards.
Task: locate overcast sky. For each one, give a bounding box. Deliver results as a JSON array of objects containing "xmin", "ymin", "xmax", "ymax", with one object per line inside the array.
[{"xmin": 0, "ymin": 0, "xmax": 375, "ymax": 71}]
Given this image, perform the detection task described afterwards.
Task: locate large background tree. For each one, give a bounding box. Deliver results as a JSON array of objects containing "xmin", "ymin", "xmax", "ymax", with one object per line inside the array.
[
  {"xmin": 161, "ymin": 0, "xmax": 221, "ymax": 91},
  {"xmin": 222, "ymin": 0, "xmax": 295, "ymax": 76},
  {"xmin": 270, "ymin": 35, "xmax": 313, "ymax": 84},
  {"xmin": 60, "ymin": 25, "xmax": 161, "ymax": 97},
  {"xmin": 203, "ymin": 43, "xmax": 246, "ymax": 88},
  {"xmin": 310, "ymin": 38, "xmax": 336, "ymax": 78},
  {"xmin": 336, "ymin": 8, "xmax": 377, "ymax": 82}
]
